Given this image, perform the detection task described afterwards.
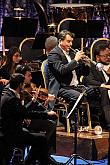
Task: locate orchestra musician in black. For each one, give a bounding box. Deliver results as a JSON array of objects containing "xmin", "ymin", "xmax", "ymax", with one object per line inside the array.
[{"xmin": 83, "ymin": 43, "xmax": 110, "ymax": 130}]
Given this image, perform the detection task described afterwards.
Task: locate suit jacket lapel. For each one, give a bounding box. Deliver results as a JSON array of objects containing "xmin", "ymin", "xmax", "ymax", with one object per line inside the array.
[
  {"xmin": 98, "ymin": 70, "xmax": 106, "ymax": 82},
  {"xmin": 56, "ymin": 47, "xmax": 68, "ymax": 63}
]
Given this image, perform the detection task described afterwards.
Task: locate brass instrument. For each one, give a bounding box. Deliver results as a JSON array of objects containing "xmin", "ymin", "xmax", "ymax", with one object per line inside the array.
[{"xmin": 70, "ymin": 47, "xmax": 96, "ymax": 65}]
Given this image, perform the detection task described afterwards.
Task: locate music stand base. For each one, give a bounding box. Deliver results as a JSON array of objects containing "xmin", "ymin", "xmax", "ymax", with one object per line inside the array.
[
  {"xmin": 66, "ymin": 91, "xmax": 93, "ymax": 165},
  {"xmin": 63, "ymin": 154, "xmax": 93, "ymax": 165}
]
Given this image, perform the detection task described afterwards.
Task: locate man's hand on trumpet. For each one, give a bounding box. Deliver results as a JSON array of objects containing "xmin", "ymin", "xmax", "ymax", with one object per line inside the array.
[
  {"xmin": 74, "ymin": 50, "xmax": 85, "ymax": 62},
  {"xmin": 81, "ymin": 55, "xmax": 91, "ymax": 67},
  {"xmin": 74, "ymin": 50, "xmax": 91, "ymax": 67}
]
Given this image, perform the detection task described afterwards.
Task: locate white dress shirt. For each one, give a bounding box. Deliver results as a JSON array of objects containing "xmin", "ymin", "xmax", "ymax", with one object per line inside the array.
[{"xmin": 61, "ymin": 48, "xmax": 79, "ymax": 86}]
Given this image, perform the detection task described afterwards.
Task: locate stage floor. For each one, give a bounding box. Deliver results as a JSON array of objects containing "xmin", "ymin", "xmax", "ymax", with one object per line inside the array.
[
  {"xmin": 55, "ymin": 126, "xmax": 109, "ymax": 164},
  {"xmin": 51, "ymin": 155, "xmax": 108, "ymax": 165}
]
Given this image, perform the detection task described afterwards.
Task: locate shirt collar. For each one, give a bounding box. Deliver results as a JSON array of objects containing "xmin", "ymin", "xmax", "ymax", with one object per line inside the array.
[
  {"xmin": 58, "ymin": 44, "xmax": 69, "ymax": 55},
  {"xmin": 9, "ymin": 87, "xmax": 20, "ymax": 99}
]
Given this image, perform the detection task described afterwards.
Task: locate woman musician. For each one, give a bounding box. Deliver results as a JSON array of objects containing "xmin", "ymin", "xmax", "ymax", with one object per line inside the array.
[{"xmin": 0, "ymin": 46, "xmax": 22, "ymax": 95}]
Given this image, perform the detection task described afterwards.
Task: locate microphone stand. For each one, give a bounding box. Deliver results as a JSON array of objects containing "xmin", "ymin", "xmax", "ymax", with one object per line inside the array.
[{"xmin": 63, "ymin": 90, "xmax": 93, "ymax": 165}]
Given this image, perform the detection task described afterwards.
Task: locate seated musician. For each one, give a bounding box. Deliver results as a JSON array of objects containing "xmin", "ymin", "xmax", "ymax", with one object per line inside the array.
[
  {"xmin": 48, "ymin": 30, "xmax": 92, "ymax": 131},
  {"xmin": 0, "ymin": 46, "xmax": 21, "ymax": 95},
  {"xmin": 83, "ymin": 43, "xmax": 110, "ymax": 130},
  {"xmin": 15, "ymin": 64, "xmax": 57, "ymax": 154},
  {"xmin": 0, "ymin": 73, "xmax": 61, "ymax": 165}
]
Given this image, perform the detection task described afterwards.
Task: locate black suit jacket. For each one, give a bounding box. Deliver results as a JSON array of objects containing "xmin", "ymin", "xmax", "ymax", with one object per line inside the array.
[
  {"xmin": 48, "ymin": 46, "xmax": 89, "ymax": 95},
  {"xmin": 83, "ymin": 62, "xmax": 107, "ymax": 87},
  {"xmin": 0, "ymin": 89, "xmax": 48, "ymax": 137}
]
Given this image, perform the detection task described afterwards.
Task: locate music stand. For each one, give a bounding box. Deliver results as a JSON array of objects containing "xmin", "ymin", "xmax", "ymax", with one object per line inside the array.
[
  {"xmin": 32, "ymin": 32, "xmax": 58, "ymax": 49},
  {"xmin": 62, "ymin": 19, "xmax": 104, "ymax": 51},
  {"xmin": 63, "ymin": 91, "xmax": 92, "ymax": 165},
  {"xmin": 1, "ymin": 17, "xmax": 38, "ymax": 49},
  {"xmin": 63, "ymin": 20, "xmax": 104, "ymax": 38},
  {"xmin": 1, "ymin": 17, "xmax": 38, "ymax": 37}
]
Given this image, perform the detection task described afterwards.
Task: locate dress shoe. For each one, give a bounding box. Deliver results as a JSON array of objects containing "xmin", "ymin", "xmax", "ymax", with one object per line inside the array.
[{"xmin": 48, "ymin": 155, "xmax": 64, "ymax": 165}]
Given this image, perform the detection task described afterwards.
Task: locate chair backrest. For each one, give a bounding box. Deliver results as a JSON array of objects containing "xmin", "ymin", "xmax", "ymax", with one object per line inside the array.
[
  {"xmin": 57, "ymin": 18, "xmax": 75, "ymax": 33},
  {"xmin": 57, "ymin": 18, "xmax": 82, "ymax": 50},
  {"xmin": 90, "ymin": 38, "xmax": 109, "ymax": 61},
  {"xmin": 33, "ymin": 0, "xmax": 49, "ymax": 32},
  {"xmin": 41, "ymin": 59, "xmax": 48, "ymax": 89},
  {"xmin": 19, "ymin": 37, "xmax": 44, "ymax": 61}
]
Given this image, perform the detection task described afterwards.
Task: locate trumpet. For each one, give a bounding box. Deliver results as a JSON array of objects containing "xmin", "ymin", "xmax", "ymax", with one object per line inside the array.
[
  {"xmin": 70, "ymin": 47, "xmax": 79, "ymax": 54},
  {"xmin": 70, "ymin": 47, "xmax": 96, "ymax": 65}
]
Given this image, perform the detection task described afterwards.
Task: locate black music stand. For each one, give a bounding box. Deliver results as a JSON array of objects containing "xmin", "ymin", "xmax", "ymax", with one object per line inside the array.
[
  {"xmin": 32, "ymin": 32, "xmax": 58, "ymax": 49},
  {"xmin": 1, "ymin": 17, "xmax": 38, "ymax": 49},
  {"xmin": 64, "ymin": 91, "xmax": 92, "ymax": 165},
  {"xmin": 64, "ymin": 20, "xmax": 105, "ymax": 38},
  {"xmin": 1, "ymin": 17, "xmax": 38, "ymax": 37}
]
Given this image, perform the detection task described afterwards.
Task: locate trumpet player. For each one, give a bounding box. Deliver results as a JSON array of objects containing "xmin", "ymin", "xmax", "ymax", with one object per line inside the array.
[{"xmin": 48, "ymin": 30, "xmax": 91, "ymax": 131}]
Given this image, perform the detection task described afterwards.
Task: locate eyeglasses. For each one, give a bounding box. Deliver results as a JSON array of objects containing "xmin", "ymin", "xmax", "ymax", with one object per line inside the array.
[{"xmin": 99, "ymin": 54, "xmax": 110, "ymax": 58}]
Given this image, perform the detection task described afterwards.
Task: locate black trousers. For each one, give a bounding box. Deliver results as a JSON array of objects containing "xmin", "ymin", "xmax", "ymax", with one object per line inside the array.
[
  {"xmin": 27, "ymin": 119, "xmax": 56, "ymax": 153},
  {"xmin": 1, "ymin": 129, "xmax": 49, "ymax": 165},
  {"xmin": 57, "ymin": 85, "xmax": 105, "ymax": 128}
]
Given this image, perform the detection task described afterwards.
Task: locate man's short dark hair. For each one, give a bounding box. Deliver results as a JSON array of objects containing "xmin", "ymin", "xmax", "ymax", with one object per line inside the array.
[
  {"xmin": 10, "ymin": 73, "xmax": 25, "ymax": 90},
  {"xmin": 15, "ymin": 65, "xmax": 32, "ymax": 75},
  {"xmin": 58, "ymin": 30, "xmax": 75, "ymax": 41},
  {"xmin": 94, "ymin": 43, "xmax": 109, "ymax": 59}
]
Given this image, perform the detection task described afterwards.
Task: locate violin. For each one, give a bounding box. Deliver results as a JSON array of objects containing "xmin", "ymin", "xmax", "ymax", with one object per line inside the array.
[
  {"xmin": 22, "ymin": 83, "xmax": 48, "ymax": 104},
  {"xmin": 31, "ymin": 83, "xmax": 48, "ymax": 101}
]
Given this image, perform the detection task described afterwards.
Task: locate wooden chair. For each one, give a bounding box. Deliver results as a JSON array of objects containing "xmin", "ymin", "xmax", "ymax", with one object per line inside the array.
[
  {"xmin": 0, "ymin": 134, "xmax": 25, "ymax": 165},
  {"xmin": 41, "ymin": 59, "xmax": 71, "ymax": 133},
  {"xmin": 19, "ymin": 37, "xmax": 44, "ymax": 62},
  {"xmin": 57, "ymin": 18, "xmax": 75, "ymax": 33},
  {"xmin": 57, "ymin": 18, "xmax": 83, "ymax": 50},
  {"xmin": 90, "ymin": 38, "xmax": 109, "ymax": 61}
]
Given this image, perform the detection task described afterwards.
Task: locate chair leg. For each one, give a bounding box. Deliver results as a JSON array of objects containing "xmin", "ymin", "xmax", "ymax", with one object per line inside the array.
[
  {"xmin": 79, "ymin": 102, "xmax": 92, "ymax": 130},
  {"xmin": 56, "ymin": 110, "xmax": 60, "ymax": 126},
  {"xmin": 65, "ymin": 106, "xmax": 70, "ymax": 133},
  {"xmin": 66, "ymin": 118, "xmax": 70, "ymax": 133},
  {"xmin": 10, "ymin": 148, "xmax": 25, "ymax": 165},
  {"xmin": 86, "ymin": 103, "xmax": 92, "ymax": 129}
]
